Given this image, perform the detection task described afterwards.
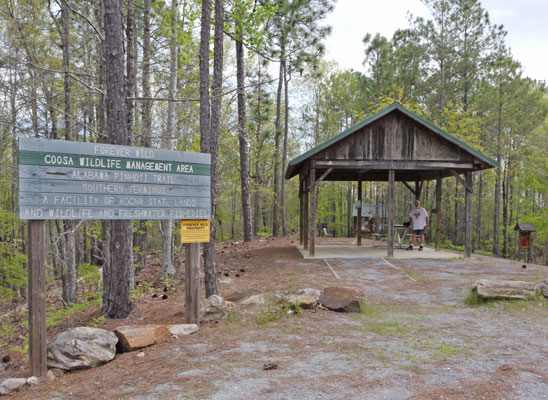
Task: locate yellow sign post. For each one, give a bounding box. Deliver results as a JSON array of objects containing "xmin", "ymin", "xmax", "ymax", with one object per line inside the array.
[{"xmin": 180, "ymin": 219, "xmax": 210, "ymax": 243}]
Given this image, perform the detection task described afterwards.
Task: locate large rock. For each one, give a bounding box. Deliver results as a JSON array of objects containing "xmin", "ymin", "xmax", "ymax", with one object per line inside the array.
[
  {"xmin": 537, "ymin": 281, "xmax": 548, "ymax": 298},
  {"xmin": 0, "ymin": 378, "xmax": 27, "ymax": 395},
  {"xmin": 47, "ymin": 327, "xmax": 117, "ymax": 370},
  {"xmin": 114, "ymin": 325, "xmax": 171, "ymax": 352},
  {"xmin": 473, "ymin": 279, "xmax": 537, "ymax": 299},
  {"xmin": 239, "ymin": 293, "xmax": 285, "ymax": 313},
  {"xmin": 167, "ymin": 324, "xmax": 199, "ymax": 336},
  {"xmin": 319, "ymin": 286, "xmax": 363, "ymax": 312},
  {"xmin": 200, "ymin": 295, "xmax": 235, "ymax": 322}
]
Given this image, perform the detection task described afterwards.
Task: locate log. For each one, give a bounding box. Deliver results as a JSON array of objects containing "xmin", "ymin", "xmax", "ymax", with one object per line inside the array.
[{"xmin": 472, "ymin": 279, "xmax": 537, "ymax": 299}]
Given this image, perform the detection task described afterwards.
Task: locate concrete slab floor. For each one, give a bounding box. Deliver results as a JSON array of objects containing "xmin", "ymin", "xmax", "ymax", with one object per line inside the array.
[{"xmin": 296, "ymin": 244, "xmax": 464, "ymax": 260}]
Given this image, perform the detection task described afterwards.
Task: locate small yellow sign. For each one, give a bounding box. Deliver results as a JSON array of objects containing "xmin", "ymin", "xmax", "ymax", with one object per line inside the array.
[{"xmin": 181, "ymin": 220, "xmax": 210, "ymax": 243}]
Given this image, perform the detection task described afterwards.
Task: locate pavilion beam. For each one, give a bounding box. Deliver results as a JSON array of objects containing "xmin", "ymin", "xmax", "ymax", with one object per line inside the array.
[
  {"xmin": 387, "ymin": 170, "xmax": 395, "ymax": 257},
  {"xmin": 308, "ymin": 168, "xmax": 316, "ymax": 257},
  {"xmin": 450, "ymin": 169, "xmax": 473, "ymax": 193},
  {"xmin": 435, "ymin": 173, "xmax": 442, "ymax": 251},
  {"xmin": 310, "ymin": 168, "xmax": 333, "ymax": 191},
  {"xmin": 415, "ymin": 180, "xmax": 423, "ymax": 200},
  {"xmin": 402, "ymin": 182, "xmax": 417, "ymax": 197},
  {"xmin": 312, "ymin": 160, "xmax": 475, "ymax": 170},
  {"xmin": 357, "ymin": 180, "xmax": 362, "ymax": 246},
  {"xmin": 465, "ymin": 171, "xmax": 473, "ymax": 257},
  {"xmin": 303, "ymin": 177, "xmax": 309, "ymax": 250},
  {"xmin": 299, "ymin": 178, "xmax": 304, "ymax": 245}
]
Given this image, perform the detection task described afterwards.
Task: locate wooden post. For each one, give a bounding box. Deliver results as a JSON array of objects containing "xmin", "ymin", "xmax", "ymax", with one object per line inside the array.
[
  {"xmin": 303, "ymin": 177, "xmax": 309, "ymax": 250},
  {"xmin": 299, "ymin": 179, "xmax": 304, "ymax": 245},
  {"xmin": 309, "ymin": 168, "xmax": 316, "ymax": 257},
  {"xmin": 28, "ymin": 220, "xmax": 47, "ymax": 377},
  {"xmin": 387, "ymin": 170, "xmax": 395, "ymax": 257},
  {"xmin": 465, "ymin": 172, "xmax": 472, "ymax": 258},
  {"xmin": 435, "ymin": 174, "xmax": 442, "ymax": 252},
  {"xmin": 357, "ymin": 180, "xmax": 362, "ymax": 246},
  {"xmin": 184, "ymin": 243, "xmax": 200, "ymax": 324}
]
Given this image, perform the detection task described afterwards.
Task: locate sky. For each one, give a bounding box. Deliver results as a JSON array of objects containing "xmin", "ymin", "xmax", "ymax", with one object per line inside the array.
[{"xmin": 324, "ymin": 0, "xmax": 548, "ymax": 83}]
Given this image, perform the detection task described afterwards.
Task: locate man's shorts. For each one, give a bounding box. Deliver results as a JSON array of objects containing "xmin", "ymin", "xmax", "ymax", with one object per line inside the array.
[{"xmin": 412, "ymin": 229, "xmax": 425, "ymax": 235}]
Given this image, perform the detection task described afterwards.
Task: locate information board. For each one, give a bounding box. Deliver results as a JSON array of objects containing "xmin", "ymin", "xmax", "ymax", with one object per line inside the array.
[
  {"xmin": 181, "ymin": 220, "xmax": 210, "ymax": 243},
  {"xmin": 18, "ymin": 137, "xmax": 211, "ymax": 220}
]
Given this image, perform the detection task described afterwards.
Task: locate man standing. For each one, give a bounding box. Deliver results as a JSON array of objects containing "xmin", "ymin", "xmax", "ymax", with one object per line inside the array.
[{"xmin": 407, "ymin": 200, "xmax": 428, "ymax": 251}]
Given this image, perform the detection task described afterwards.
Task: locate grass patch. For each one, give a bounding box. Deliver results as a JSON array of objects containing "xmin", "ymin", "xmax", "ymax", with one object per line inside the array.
[
  {"xmin": 463, "ymin": 290, "xmax": 486, "ymax": 306},
  {"xmin": 256, "ymin": 296, "xmax": 302, "ymax": 324},
  {"xmin": 46, "ymin": 299, "xmax": 101, "ymax": 327}
]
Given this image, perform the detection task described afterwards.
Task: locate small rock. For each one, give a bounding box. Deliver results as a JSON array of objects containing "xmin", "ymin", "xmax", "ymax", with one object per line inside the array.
[
  {"xmin": 263, "ymin": 363, "xmax": 278, "ymax": 370},
  {"xmin": 114, "ymin": 325, "xmax": 171, "ymax": 352},
  {"xmin": 26, "ymin": 376, "xmax": 39, "ymax": 386},
  {"xmin": 319, "ymin": 287, "xmax": 363, "ymax": 313},
  {"xmin": 235, "ymin": 274, "xmax": 240, "ymax": 278},
  {"xmin": 299, "ymin": 288, "xmax": 321, "ymax": 298},
  {"xmin": 239, "ymin": 268, "xmax": 245, "ymax": 273},
  {"xmin": 199, "ymin": 295, "xmax": 235, "ymax": 323},
  {"xmin": 167, "ymin": 324, "xmax": 199, "ymax": 336},
  {"xmin": 1, "ymin": 356, "xmax": 9, "ymax": 363},
  {"xmin": 46, "ymin": 371, "xmax": 56, "ymax": 381},
  {"xmin": 137, "ymin": 352, "xmax": 145, "ymax": 357},
  {"xmin": 47, "ymin": 327, "xmax": 118, "ymax": 370},
  {"xmin": 152, "ymin": 294, "xmax": 158, "ymax": 298},
  {"xmin": 0, "ymin": 378, "xmax": 27, "ymax": 395},
  {"xmin": 522, "ymin": 265, "xmax": 527, "ymax": 269},
  {"xmin": 224, "ymin": 272, "xmax": 229, "ymax": 277},
  {"xmin": 161, "ymin": 294, "xmax": 168, "ymax": 300},
  {"xmin": 163, "ymin": 287, "xmax": 169, "ymax": 292}
]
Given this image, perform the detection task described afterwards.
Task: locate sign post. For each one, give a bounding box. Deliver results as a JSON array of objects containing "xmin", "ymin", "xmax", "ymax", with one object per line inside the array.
[
  {"xmin": 180, "ymin": 220, "xmax": 210, "ymax": 324},
  {"xmin": 18, "ymin": 137, "xmax": 211, "ymax": 375}
]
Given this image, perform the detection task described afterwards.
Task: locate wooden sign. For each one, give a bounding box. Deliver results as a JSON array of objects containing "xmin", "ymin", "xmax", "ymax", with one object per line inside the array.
[
  {"xmin": 181, "ymin": 220, "xmax": 210, "ymax": 243},
  {"xmin": 18, "ymin": 138, "xmax": 211, "ymax": 220}
]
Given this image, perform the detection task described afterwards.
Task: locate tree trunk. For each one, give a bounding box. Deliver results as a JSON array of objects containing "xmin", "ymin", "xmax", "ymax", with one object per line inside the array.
[
  {"xmin": 135, "ymin": 0, "xmax": 152, "ymax": 272},
  {"xmin": 476, "ymin": 171, "xmax": 482, "ymax": 250},
  {"xmin": 102, "ymin": 0, "xmax": 132, "ymax": 319},
  {"xmin": 161, "ymin": 0, "xmax": 179, "ymax": 278},
  {"xmin": 281, "ymin": 62, "xmax": 289, "ymax": 235},
  {"xmin": 493, "ymin": 103, "xmax": 502, "ymax": 256},
  {"xmin": 236, "ymin": 39, "xmax": 253, "ymax": 242},
  {"xmin": 61, "ymin": 0, "xmax": 77, "ymax": 304},
  {"xmin": 202, "ymin": 0, "xmax": 224, "ymax": 298},
  {"xmin": 272, "ymin": 55, "xmax": 284, "ymax": 236}
]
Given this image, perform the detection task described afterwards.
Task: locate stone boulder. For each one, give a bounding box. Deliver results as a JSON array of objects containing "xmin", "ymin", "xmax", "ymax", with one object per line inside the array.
[
  {"xmin": 0, "ymin": 378, "xmax": 27, "ymax": 395},
  {"xmin": 47, "ymin": 327, "xmax": 117, "ymax": 370},
  {"xmin": 200, "ymin": 295, "xmax": 235, "ymax": 322},
  {"xmin": 537, "ymin": 281, "xmax": 548, "ymax": 298},
  {"xmin": 289, "ymin": 294, "xmax": 318, "ymax": 309},
  {"xmin": 319, "ymin": 286, "xmax": 363, "ymax": 312},
  {"xmin": 114, "ymin": 325, "xmax": 171, "ymax": 352},
  {"xmin": 167, "ymin": 324, "xmax": 199, "ymax": 336},
  {"xmin": 472, "ymin": 279, "xmax": 537, "ymax": 299}
]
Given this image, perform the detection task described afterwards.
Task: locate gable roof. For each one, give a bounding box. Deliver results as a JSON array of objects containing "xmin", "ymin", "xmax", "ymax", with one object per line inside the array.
[{"xmin": 285, "ymin": 102, "xmax": 498, "ymax": 180}]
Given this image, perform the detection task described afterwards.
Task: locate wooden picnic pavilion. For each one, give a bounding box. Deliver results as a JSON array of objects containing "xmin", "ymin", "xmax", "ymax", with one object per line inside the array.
[{"xmin": 285, "ymin": 103, "xmax": 498, "ymax": 258}]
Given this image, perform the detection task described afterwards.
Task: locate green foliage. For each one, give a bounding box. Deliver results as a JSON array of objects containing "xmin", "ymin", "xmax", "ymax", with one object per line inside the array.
[
  {"xmin": 77, "ymin": 263, "xmax": 101, "ymax": 287},
  {"xmin": 46, "ymin": 299, "xmax": 101, "ymax": 328},
  {"xmin": 130, "ymin": 279, "xmax": 154, "ymax": 300},
  {"xmin": 256, "ymin": 296, "xmax": 302, "ymax": 324},
  {"xmin": 0, "ymin": 210, "xmax": 27, "ymax": 301}
]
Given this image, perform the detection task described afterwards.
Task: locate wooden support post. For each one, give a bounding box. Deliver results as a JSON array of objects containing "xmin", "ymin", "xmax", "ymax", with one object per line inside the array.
[
  {"xmin": 435, "ymin": 174, "xmax": 442, "ymax": 251},
  {"xmin": 28, "ymin": 220, "xmax": 47, "ymax": 377},
  {"xmin": 303, "ymin": 179, "xmax": 309, "ymax": 250},
  {"xmin": 309, "ymin": 168, "xmax": 316, "ymax": 257},
  {"xmin": 299, "ymin": 179, "xmax": 304, "ymax": 245},
  {"xmin": 415, "ymin": 180, "xmax": 422, "ymax": 201},
  {"xmin": 465, "ymin": 172, "xmax": 472, "ymax": 258},
  {"xmin": 357, "ymin": 180, "xmax": 362, "ymax": 246},
  {"xmin": 184, "ymin": 243, "xmax": 200, "ymax": 324},
  {"xmin": 387, "ymin": 170, "xmax": 395, "ymax": 257}
]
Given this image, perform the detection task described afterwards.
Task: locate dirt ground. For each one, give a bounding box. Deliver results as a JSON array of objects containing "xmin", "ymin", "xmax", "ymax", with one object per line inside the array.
[{"xmin": 7, "ymin": 235, "xmax": 548, "ymax": 399}]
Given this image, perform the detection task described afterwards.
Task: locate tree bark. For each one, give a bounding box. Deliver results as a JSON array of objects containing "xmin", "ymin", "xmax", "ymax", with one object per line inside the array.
[
  {"xmin": 281, "ymin": 62, "xmax": 289, "ymax": 235},
  {"xmin": 61, "ymin": 0, "xmax": 77, "ymax": 304},
  {"xmin": 236, "ymin": 39, "xmax": 253, "ymax": 242},
  {"xmin": 272, "ymin": 55, "xmax": 284, "ymax": 236},
  {"xmin": 202, "ymin": 0, "xmax": 224, "ymax": 297},
  {"xmin": 102, "ymin": 0, "xmax": 132, "ymax": 319},
  {"xmin": 493, "ymin": 103, "xmax": 502, "ymax": 256},
  {"xmin": 161, "ymin": 0, "xmax": 179, "ymax": 278}
]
